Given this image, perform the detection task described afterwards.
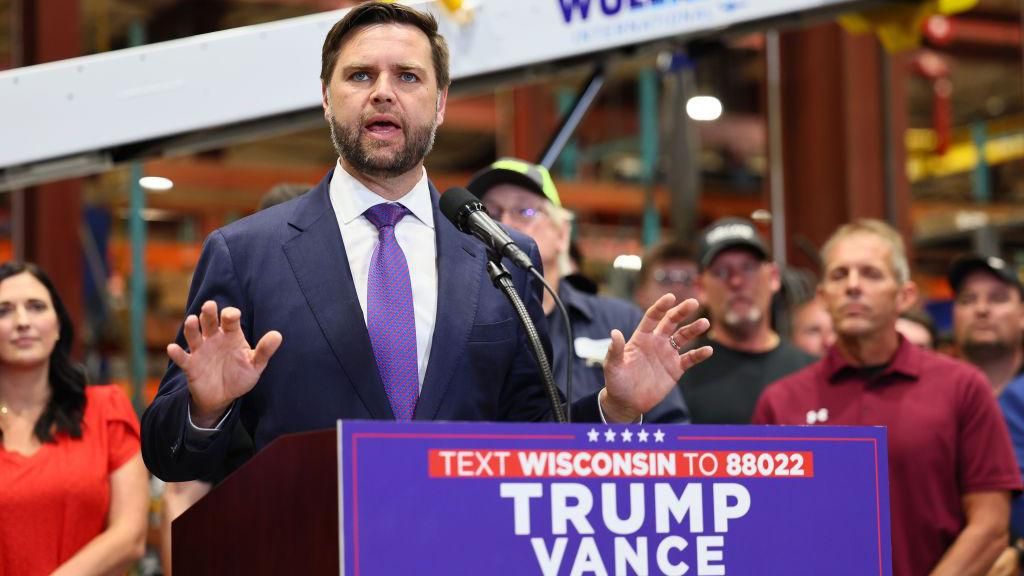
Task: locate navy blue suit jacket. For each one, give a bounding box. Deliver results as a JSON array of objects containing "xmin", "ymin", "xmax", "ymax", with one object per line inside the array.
[{"xmin": 142, "ymin": 170, "xmax": 601, "ymax": 481}]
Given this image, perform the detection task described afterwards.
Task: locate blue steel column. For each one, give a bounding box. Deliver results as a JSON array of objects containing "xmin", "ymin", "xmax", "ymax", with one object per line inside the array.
[
  {"xmin": 971, "ymin": 122, "xmax": 991, "ymax": 203},
  {"xmin": 639, "ymin": 69, "xmax": 660, "ymax": 247},
  {"xmin": 129, "ymin": 164, "xmax": 146, "ymax": 412},
  {"xmin": 970, "ymin": 122, "xmax": 998, "ymax": 255},
  {"xmin": 129, "ymin": 21, "xmax": 147, "ymax": 413},
  {"xmin": 555, "ymin": 88, "xmax": 579, "ymax": 180}
]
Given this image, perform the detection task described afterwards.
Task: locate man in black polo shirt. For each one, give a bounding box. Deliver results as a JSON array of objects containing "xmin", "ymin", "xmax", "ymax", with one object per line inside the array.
[{"xmin": 678, "ymin": 217, "xmax": 814, "ymax": 423}]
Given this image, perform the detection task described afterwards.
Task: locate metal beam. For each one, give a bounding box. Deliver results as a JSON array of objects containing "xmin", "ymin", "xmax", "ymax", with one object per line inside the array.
[{"xmin": 537, "ymin": 65, "xmax": 605, "ymax": 169}]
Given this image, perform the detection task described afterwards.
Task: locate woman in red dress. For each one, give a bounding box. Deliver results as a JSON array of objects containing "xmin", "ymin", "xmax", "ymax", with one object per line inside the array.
[{"xmin": 0, "ymin": 262, "xmax": 148, "ymax": 575}]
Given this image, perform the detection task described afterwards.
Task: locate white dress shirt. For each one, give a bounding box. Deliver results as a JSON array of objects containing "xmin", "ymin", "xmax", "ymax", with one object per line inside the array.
[
  {"xmin": 188, "ymin": 162, "xmax": 440, "ymax": 432},
  {"xmin": 188, "ymin": 162, "xmax": 619, "ymax": 431},
  {"xmin": 329, "ymin": 161, "xmax": 438, "ymax": 388}
]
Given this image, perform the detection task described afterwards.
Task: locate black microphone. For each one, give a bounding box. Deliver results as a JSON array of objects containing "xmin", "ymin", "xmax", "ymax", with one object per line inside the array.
[{"xmin": 440, "ymin": 187, "xmax": 535, "ymax": 271}]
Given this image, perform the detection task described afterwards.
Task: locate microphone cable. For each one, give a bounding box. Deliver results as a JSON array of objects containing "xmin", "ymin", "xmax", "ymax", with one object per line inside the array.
[{"xmin": 529, "ymin": 268, "xmax": 574, "ymax": 423}]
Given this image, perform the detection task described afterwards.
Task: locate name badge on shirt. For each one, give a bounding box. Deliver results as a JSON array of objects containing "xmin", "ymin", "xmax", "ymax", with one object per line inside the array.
[{"xmin": 574, "ymin": 337, "xmax": 612, "ymax": 367}]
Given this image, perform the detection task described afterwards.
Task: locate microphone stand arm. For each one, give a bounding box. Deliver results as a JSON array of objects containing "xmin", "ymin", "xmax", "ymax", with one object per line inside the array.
[{"xmin": 486, "ymin": 255, "xmax": 567, "ymax": 424}]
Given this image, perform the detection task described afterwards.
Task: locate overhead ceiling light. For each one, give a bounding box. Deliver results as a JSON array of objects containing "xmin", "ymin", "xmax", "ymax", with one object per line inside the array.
[
  {"xmin": 139, "ymin": 176, "xmax": 173, "ymax": 192},
  {"xmin": 686, "ymin": 96, "xmax": 722, "ymax": 122},
  {"xmin": 613, "ymin": 254, "xmax": 643, "ymax": 271}
]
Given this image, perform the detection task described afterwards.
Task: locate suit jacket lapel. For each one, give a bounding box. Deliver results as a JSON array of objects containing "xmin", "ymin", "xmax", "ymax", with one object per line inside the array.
[
  {"xmin": 281, "ymin": 171, "xmax": 395, "ymax": 419},
  {"xmin": 416, "ymin": 186, "xmax": 484, "ymax": 420}
]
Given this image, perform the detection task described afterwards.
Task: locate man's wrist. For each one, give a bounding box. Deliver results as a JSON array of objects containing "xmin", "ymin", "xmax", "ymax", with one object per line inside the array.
[
  {"xmin": 188, "ymin": 397, "xmax": 230, "ymax": 429},
  {"xmin": 598, "ymin": 388, "xmax": 641, "ymax": 424}
]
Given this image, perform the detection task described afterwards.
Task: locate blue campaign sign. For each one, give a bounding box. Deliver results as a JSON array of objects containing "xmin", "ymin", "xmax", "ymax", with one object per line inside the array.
[{"xmin": 337, "ymin": 421, "xmax": 891, "ymax": 576}]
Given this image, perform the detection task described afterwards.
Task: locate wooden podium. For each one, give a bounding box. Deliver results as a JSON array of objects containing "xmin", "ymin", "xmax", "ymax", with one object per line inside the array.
[{"xmin": 172, "ymin": 429, "xmax": 339, "ymax": 575}]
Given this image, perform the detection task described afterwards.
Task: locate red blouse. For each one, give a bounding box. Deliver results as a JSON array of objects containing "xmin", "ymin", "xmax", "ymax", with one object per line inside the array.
[{"xmin": 0, "ymin": 385, "xmax": 141, "ymax": 576}]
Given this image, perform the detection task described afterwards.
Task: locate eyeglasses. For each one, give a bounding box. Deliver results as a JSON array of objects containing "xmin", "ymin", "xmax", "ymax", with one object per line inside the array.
[
  {"xmin": 483, "ymin": 203, "xmax": 546, "ymax": 224},
  {"xmin": 706, "ymin": 260, "xmax": 762, "ymax": 282},
  {"xmin": 652, "ymin": 268, "xmax": 696, "ymax": 287}
]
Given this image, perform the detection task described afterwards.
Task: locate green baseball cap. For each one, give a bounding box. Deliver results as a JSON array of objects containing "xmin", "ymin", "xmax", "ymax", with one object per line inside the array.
[{"xmin": 465, "ymin": 158, "xmax": 562, "ymax": 207}]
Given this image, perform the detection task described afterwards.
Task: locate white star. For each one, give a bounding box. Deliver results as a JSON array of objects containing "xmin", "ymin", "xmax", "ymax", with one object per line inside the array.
[
  {"xmin": 621, "ymin": 429, "xmax": 633, "ymax": 442},
  {"xmin": 587, "ymin": 428, "xmax": 599, "ymax": 442},
  {"xmin": 637, "ymin": 429, "xmax": 650, "ymax": 443},
  {"xmin": 604, "ymin": 428, "xmax": 617, "ymax": 442},
  {"xmin": 653, "ymin": 429, "xmax": 665, "ymax": 443}
]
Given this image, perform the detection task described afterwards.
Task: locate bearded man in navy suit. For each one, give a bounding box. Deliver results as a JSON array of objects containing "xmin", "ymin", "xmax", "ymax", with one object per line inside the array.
[{"xmin": 141, "ymin": 2, "xmax": 712, "ymax": 482}]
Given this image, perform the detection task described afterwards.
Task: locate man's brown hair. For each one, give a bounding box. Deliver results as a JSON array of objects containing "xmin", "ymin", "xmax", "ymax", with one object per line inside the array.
[
  {"xmin": 638, "ymin": 239, "xmax": 696, "ymax": 285},
  {"xmin": 320, "ymin": 2, "xmax": 451, "ymax": 91}
]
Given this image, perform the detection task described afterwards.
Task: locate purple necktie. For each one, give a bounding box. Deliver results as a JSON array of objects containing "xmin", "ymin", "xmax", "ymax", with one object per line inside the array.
[{"xmin": 364, "ymin": 203, "xmax": 419, "ymax": 421}]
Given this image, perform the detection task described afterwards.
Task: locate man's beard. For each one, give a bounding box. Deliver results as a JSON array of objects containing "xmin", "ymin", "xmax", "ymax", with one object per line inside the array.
[
  {"xmin": 712, "ymin": 305, "xmax": 763, "ymax": 342},
  {"xmin": 722, "ymin": 306, "xmax": 762, "ymax": 331},
  {"xmin": 961, "ymin": 337, "xmax": 1016, "ymax": 364},
  {"xmin": 328, "ymin": 110, "xmax": 438, "ymax": 179}
]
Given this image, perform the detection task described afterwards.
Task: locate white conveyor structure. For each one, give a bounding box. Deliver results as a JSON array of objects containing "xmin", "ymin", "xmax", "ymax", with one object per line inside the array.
[{"xmin": 0, "ymin": 0, "xmax": 874, "ymax": 189}]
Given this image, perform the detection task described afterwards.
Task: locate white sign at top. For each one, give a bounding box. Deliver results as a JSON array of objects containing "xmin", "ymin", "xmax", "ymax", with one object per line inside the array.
[
  {"xmin": 0, "ymin": 0, "xmax": 862, "ymax": 170},
  {"xmin": 441, "ymin": 0, "xmax": 858, "ymax": 79}
]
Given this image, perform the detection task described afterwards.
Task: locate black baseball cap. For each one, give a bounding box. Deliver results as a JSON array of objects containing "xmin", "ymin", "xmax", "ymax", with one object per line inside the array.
[
  {"xmin": 948, "ymin": 254, "xmax": 1024, "ymax": 296},
  {"xmin": 697, "ymin": 217, "xmax": 770, "ymax": 270}
]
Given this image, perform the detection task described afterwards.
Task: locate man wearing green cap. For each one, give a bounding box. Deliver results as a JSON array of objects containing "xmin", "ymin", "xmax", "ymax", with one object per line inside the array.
[{"xmin": 468, "ymin": 158, "xmax": 690, "ymax": 423}]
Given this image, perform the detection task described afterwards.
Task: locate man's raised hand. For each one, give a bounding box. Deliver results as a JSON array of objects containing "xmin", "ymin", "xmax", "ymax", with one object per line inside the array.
[
  {"xmin": 166, "ymin": 300, "xmax": 282, "ymax": 428},
  {"xmin": 600, "ymin": 295, "xmax": 713, "ymax": 423}
]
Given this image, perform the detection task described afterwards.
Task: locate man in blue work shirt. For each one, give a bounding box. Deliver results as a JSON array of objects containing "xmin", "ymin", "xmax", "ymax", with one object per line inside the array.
[
  {"xmin": 949, "ymin": 254, "xmax": 1024, "ymax": 571},
  {"xmin": 467, "ymin": 159, "xmax": 689, "ymax": 423}
]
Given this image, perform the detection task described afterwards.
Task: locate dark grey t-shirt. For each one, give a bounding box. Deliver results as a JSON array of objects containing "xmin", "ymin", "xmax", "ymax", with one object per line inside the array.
[{"xmin": 679, "ymin": 337, "xmax": 815, "ymax": 424}]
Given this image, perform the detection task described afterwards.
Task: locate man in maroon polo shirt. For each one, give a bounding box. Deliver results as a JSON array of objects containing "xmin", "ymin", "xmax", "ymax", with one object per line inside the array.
[{"xmin": 753, "ymin": 219, "xmax": 1020, "ymax": 576}]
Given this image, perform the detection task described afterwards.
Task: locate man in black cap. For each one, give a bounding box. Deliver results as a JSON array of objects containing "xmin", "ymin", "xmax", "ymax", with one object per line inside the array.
[
  {"xmin": 467, "ymin": 158, "xmax": 689, "ymax": 423},
  {"xmin": 950, "ymin": 254, "xmax": 1024, "ymax": 572},
  {"xmin": 678, "ymin": 217, "xmax": 814, "ymax": 423},
  {"xmin": 950, "ymin": 254, "xmax": 1024, "ymax": 394}
]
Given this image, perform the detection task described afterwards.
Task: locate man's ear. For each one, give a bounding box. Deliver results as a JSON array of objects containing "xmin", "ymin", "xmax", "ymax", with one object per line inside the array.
[
  {"xmin": 321, "ymin": 83, "xmax": 331, "ymax": 120},
  {"xmin": 435, "ymin": 87, "xmax": 449, "ymax": 125},
  {"xmin": 896, "ymin": 280, "xmax": 920, "ymax": 315},
  {"xmin": 768, "ymin": 263, "xmax": 782, "ymax": 295}
]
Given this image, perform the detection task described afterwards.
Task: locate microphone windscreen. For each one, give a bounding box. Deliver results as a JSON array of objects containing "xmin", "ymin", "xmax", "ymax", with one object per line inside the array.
[{"xmin": 439, "ymin": 187, "xmax": 480, "ymax": 229}]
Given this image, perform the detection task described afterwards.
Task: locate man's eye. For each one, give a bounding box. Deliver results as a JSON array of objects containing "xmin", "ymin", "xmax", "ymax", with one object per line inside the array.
[
  {"xmin": 399, "ymin": 72, "xmax": 418, "ymax": 83},
  {"xmin": 351, "ymin": 71, "xmax": 370, "ymax": 81}
]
